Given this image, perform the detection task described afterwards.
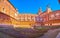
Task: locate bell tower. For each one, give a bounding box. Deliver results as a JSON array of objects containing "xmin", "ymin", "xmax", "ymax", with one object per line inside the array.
[
  {"xmin": 46, "ymin": 4, "xmax": 52, "ymax": 13},
  {"xmin": 38, "ymin": 7, "xmax": 42, "ymax": 15}
]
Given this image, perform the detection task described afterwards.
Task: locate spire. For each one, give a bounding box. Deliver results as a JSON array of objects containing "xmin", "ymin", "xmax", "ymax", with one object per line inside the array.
[
  {"xmin": 38, "ymin": 7, "xmax": 42, "ymax": 15},
  {"xmin": 58, "ymin": 0, "xmax": 60, "ymax": 4},
  {"xmin": 16, "ymin": 8, "xmax": 19, "ymax": 13},
  {"xmin": 46, "ymin": 4, "xmax": 52, "ymax": 13}
]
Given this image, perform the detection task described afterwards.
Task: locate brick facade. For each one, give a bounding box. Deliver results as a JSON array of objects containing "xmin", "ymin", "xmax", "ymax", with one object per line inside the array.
[
  {"xmin": 0, "ymin": 0, "xmax": 17, "ymax": 18},
  {"xmin": 0, "ymin": 0, "xmax": 60, "ymax": 28}
]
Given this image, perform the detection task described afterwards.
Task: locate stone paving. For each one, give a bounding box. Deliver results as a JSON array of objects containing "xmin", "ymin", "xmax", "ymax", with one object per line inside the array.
[{"xmin": 39, "ymin": 28, "xmax": 60, "ymax": 38}]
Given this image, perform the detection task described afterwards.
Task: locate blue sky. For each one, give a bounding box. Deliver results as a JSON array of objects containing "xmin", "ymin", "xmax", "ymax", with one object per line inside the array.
[{"xmin": 9, "ymin": 0, "xmax": 60, "ymax": 14}]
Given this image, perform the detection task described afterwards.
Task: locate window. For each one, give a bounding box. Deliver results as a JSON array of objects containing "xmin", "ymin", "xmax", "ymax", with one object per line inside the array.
[
  {"xmin": 35, "ymin": 16, "xmax": 42, "ymax": 22},
  {"xmin": 2, "ymin": 7, "xmax": 5, "ymax": 13},
  {"xmin": 25, "ymin": 17, "xmax": 28, "ymax": 21},
  {"xmin": 15, "ymin": 13, "xmax": 17, "ymax": 16},
  {"xmin": 3, "ymin": 8, "xmax": 4, "ymax": 11},
  {"xmin": 55, "ymin": 13, "xmax": 60, "ymax": 19},
  {"xmin": 56, "ymin": 13, "xmax": 60, "ymax": 16},
  {"xmin": 49, "ymin": 14, "xmax": 55, "ymax": 20},
  {"xmin": 51, "ymin": 14, "xmax": 55, "ymax": 18}
]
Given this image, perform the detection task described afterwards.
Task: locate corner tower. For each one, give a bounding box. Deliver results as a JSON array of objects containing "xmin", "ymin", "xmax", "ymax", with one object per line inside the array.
[{"xmin": 0, "ymin": 0, "xmax": 18, "ymax": 18}]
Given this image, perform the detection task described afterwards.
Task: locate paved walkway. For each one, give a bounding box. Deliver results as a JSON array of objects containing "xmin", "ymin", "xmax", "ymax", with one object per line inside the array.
[
  {"xmin": 39, "ymin": 28, "xmax": 60, "ymax": 38},
  {"xmin": 56, "ymin": 33, "xmax": 60, "ymax": 38}
]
